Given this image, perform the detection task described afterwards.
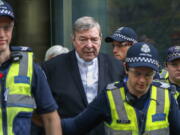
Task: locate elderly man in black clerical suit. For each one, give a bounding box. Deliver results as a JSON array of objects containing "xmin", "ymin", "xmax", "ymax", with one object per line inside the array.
[{"xmin": 41, "ymin": 16, "xmax": 125, "ymax": 135}]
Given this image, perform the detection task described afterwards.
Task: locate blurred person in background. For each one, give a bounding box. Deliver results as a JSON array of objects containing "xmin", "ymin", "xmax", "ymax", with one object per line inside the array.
[{"xmin": 44, "ymin": 45, "xmax": 69, "ymax": 61}]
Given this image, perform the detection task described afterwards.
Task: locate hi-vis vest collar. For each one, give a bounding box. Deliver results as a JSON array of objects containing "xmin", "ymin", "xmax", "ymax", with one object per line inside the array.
[
  {"xmin": 105, "ymin": 83, "xmax": 170, "ymax": 135},
  {"xmin": 159, "ymin": 69, "xmax": 169, "ymax": 80},
  {"xmin": 154, "ymin": 78, "xmax": 180, "ymax": 100},
  {"xmin": 0, "ymin": 51, "xmax": 36, "ymax": 135},
  {"xmin": 165, "ymin": 79, "xmax": 180, "ymax": 100}
]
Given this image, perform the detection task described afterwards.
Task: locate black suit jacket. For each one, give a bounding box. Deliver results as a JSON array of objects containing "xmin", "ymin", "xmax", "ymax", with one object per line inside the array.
[{"xmin": 42, "ymin": 50, "xmax": 125, "ymax": 135}]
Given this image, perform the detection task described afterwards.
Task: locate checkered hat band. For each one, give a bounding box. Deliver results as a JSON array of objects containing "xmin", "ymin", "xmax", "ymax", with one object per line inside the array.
[
  {"xmin": 114, "ymin": 33, "xmax": 137, "ymax": 43},
  {"xmin": 168, "ymin": 53, "xmax": 180, "ymax": 59},
  {"xmin": 126, "ymin": 57, "xmax": 159, "ymax": 67},
  {"xmin": 0, "ymin": 9, "xmax": 14, "ymax": 16}
]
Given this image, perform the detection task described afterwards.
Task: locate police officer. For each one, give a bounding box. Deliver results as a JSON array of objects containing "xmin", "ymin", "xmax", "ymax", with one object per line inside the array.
[
  {"xmin": 62, "ymin": 42, "xmax": 180, "ymax": 135},
  {"xmin": 163, "ymin": 46, "xmax": 180, "ymax": 105},
  {"xmin": 105, "ymin": 27, "xmax": 137, "ymax": 61},
  {"xmin": 0, "ymin": 1, "xmax": 62, "ymax": 135}
]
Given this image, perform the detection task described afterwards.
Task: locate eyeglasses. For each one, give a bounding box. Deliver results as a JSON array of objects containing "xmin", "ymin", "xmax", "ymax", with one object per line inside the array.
[
  {"xmin": 0, "ymin": 23, "xmax": 14, "ymax": 31},
  {"xmin": 168, "ymin": 62, "xmax": 180, "ymax": 67},
  {"xmin": 112, "ymin": 42, "xmax": 133, "ymax": 48},
  {"xmin": 77, "ymin": 37, "xmax": 100, "ymax": 45},
  {"xmin": 129, "ymin": 69, "xmax": 155, "ymax": 79}
]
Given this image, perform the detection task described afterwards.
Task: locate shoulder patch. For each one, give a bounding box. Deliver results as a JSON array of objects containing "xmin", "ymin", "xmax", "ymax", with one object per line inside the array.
[
  {"xmin": 152, "ymin": 79, "xmax": 170, "ymax": 89},
  {"xmin": 106, "ymin": 81, "xmax": 122, "ymax": 90}
]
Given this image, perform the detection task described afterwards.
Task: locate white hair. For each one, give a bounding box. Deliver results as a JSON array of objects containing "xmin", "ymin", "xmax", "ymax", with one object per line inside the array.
[{"xmin": 45, "ymin": 45, "xmax": 69, "ymax": 61}]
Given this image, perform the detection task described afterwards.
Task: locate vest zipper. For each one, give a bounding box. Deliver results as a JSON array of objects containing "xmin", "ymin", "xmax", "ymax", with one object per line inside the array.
[
  {"xmin": 1, "ymin": 77, "xmax": 8, "ymax": 135},
  {"xmin": 139, "ymin": 111, "xmax": 146, "ymax": 134}
]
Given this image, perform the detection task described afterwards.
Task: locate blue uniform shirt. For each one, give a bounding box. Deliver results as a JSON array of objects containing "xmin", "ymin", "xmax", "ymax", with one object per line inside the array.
[
  {"xmin": 62, "ymin": 81, "xmax": 180, "ymax": 135},
  {"xmin": 32, "ymin": 63, "xmax": 58, "ymax": 113}
]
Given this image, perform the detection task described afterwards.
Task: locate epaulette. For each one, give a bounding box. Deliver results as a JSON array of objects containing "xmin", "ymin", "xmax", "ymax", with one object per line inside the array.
[
  {"xmin": 106, "ymin": 81, "xmax": 122, "ymax": 90},
  {"xmin": 152, "ymin": 79, "xmax": 170, "ymax": 89},
  {"xmin": 10, "ymin": 51, "xmax": 22, "ymax": 62},
  {"xmin": 10, "ymin": 46, "xmax": 32, "ymax": 62},
  {"xmin": 11, "ymin": 46, "xmax": 32, "ymax": 52}
]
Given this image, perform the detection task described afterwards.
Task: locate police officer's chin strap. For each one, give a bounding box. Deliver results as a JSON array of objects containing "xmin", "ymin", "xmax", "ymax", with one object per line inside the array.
[{"xmin": 124, "ymin": 63, "xmax": 129, "ymax": 74}]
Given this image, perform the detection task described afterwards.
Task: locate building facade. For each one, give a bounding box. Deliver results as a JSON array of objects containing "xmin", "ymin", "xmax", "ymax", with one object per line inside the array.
[{"xmin": 7, "ymin": 0, "xmax": 180, "ymax": 62}]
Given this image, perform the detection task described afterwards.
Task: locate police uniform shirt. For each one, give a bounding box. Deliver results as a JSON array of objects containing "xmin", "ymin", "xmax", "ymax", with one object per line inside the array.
[{"xmin": 62, "ymin": 81, "xmax": 180, "ymax": 135}]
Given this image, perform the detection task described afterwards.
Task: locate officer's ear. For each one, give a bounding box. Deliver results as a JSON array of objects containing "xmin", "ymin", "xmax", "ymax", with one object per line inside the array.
[
  {"xmin": 125, "ymin": 63, "xmax": 129, "ymax": 74},
  {"xmin": 164, "ymin": 62, "xmax": 168, "ymax": 70}
]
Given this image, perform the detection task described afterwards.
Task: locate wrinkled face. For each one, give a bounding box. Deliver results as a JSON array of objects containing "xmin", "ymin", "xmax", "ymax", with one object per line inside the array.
[
  {"xmin": 166, "ymin": 59, "xmax": 180, "ymax": 85},
  {"xmin": 127, "ymin": 67, "xmax": 155, "ymax": 97},
  {"xmin": 72, "ymin": 27, "xmax": 101, "ymax": 61},
  {"xmin": 0, "ymin": 16, "xmax": 14, "ymax": 53},
  {"xmin": 112, "ymin": 41, "xmax": 132, "ymax": 61}
]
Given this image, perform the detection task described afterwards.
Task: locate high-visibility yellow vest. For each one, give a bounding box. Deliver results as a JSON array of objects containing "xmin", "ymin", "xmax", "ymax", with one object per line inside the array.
[
  {"xmin": 0, "ymin": 51, "xmax": 36, "ymax": 135},
  {"xmin": 105, "ymin": 83, "xmax": 170, "ymax": 135}
]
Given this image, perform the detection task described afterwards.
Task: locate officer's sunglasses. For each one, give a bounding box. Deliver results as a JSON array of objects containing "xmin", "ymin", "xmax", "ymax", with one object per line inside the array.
[{"xmin": 112, "ymin": 41, "xmax": 133, "ymax": 48}]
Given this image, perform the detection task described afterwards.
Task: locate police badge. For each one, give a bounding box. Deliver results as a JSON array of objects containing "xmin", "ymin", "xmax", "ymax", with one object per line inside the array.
[{"xmin": 141, "ymin": 44, "xmax": 151, "ymax": 53}]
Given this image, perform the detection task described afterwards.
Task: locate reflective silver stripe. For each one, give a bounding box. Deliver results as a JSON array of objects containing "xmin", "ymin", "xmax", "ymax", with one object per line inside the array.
[
  {"xmin": 6, "ymin": 94, "xmax": 36, "ymax": 108},
  {"xmin": 143, "ymin": 127, "xmax": 169, "ymax": 135},
  {"xmin": 156, "ymin": 87, "xmax": 165, "ymax": 113},
  {"xmin": 105, "ymin": 127, "xmax": 132, "ymax": 135},
  {"xmin": 111, "ymin": 88, "xmax": 129, "ymax": 121},
  {"xmin": 19, "ymin": 52, "xmax": 28, "ymax": 76}
]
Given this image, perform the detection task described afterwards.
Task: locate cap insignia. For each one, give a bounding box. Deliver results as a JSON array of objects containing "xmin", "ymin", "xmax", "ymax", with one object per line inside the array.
[{"xmin": 141, "ymin": 44, "xmax": 150, "ymax": 53}]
